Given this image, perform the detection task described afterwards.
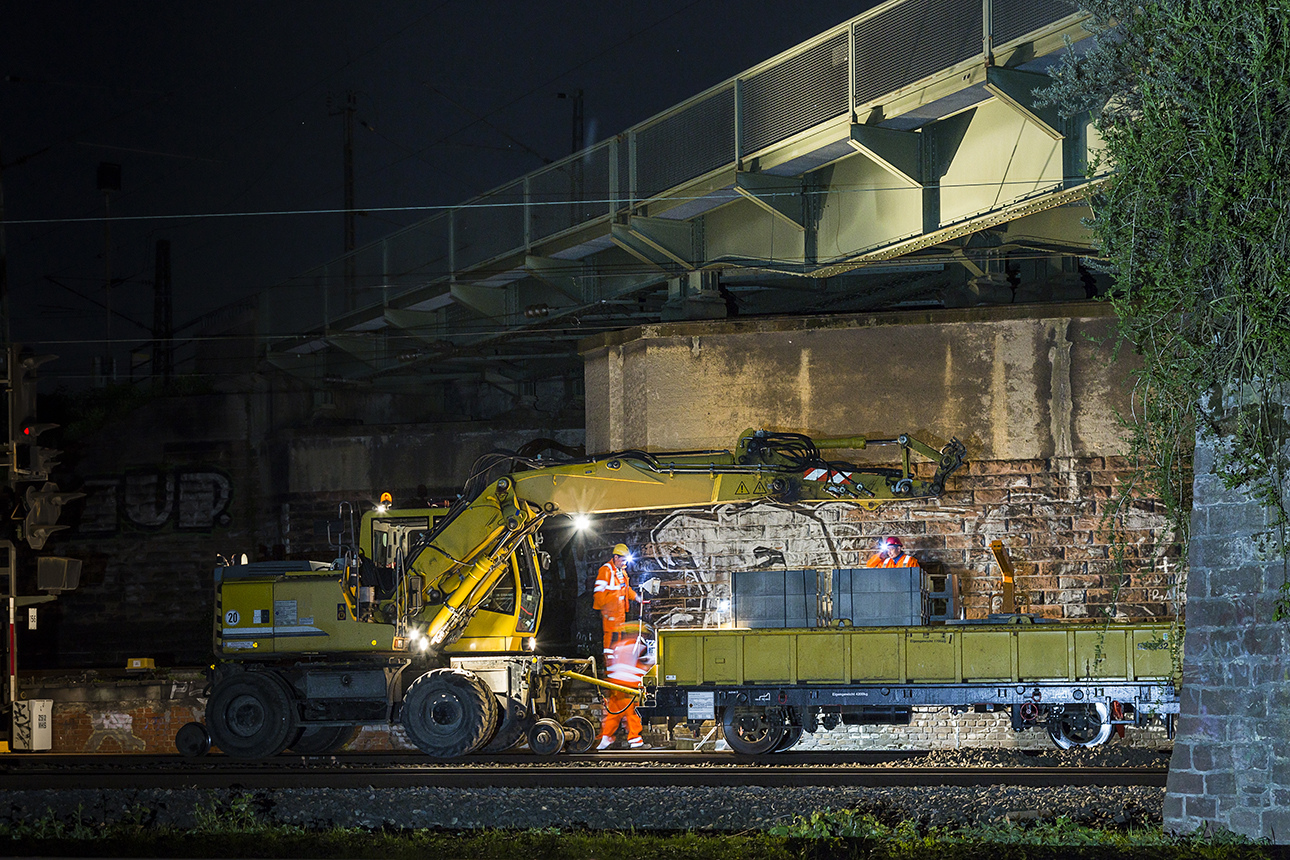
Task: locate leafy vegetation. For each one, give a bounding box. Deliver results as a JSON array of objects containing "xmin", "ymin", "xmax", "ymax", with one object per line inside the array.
[
  {"xmin": 1042, "ymin": 0, "xmax": 1290, "ymax": 615},
  {"xmin": 0, "ymin": 802, "xmax": 1276, "ymax": 859}
]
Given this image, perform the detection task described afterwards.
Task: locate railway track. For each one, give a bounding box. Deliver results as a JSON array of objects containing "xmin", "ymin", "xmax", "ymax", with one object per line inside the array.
[{"xmin": 0, "ymin": 752, "xmax": 1167, "ymax": 790}]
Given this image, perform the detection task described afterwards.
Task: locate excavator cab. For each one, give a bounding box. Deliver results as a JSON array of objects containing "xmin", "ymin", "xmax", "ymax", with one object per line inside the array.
[{"xmin": 444, "ymin": 533, "xmax": 544, "ymax": 654}]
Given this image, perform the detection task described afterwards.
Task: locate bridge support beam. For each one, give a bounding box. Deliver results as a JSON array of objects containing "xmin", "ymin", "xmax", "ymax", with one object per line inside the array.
[
  {"xmin": 734, "ymin": 172, "xmax": 805, "ymax": 230},
  {"xmin": 611, "ymin": 216, "xmax": 696, "ymax": 270},
  {"xmin": 847, "ymin": 124, "xmax": 923, "ymax": 187},
  {"xmin": 984, "ymin": 67, "xmax": 1063, "ymax": 141}
]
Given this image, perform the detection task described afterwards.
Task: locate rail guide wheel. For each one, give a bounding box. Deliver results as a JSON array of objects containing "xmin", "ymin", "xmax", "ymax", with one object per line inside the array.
[{"xmin": 527, "ymin": 718, "xmax": 566, "ymax": 756}]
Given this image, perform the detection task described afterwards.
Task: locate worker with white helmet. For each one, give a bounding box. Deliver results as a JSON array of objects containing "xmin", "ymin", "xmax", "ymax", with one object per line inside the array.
[{"xmin": 593, "ymin": 543, "xmax": 640, "ymax": 662}]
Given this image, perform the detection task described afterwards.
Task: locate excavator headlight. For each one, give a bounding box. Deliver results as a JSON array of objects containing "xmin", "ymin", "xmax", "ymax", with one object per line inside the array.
[{"xmin": 572, "ymin": 514, "xmax": 591, "ymax": 531}]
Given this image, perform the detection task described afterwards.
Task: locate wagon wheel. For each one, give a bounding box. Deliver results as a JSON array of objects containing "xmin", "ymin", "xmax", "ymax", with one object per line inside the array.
[
  {"xmin": 721, "ymin": 706, "xmax": 784, "ymax": 756},
  {"xmin": 1047, "ymin": 703, "xmax": 1113, "ymax": 749}
]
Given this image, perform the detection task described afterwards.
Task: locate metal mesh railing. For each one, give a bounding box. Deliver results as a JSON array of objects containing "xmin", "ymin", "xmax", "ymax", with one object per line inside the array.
[
  {"xmin": 742, "ymin": 32, "xmax": 850, "ymax": 154},
  {"xmin": 993, "ymin": 0, "xmax": 1079, "ymax": 46},
  {"xmin": 854, "ymin": 0, "xmax": 983, "ymax": 108},
  {"xmin": 384, "ymin": 215, "xmax": 451, "ymax": 291},
  {"xmin": 253, "ymin": 0, "xmax": 1082, "ymax": 342},
  {"xmin": 634, "ymin": 85, "xmax": 736, "ymax": 201},
  {"xmin": 454, "ymin": 181, "xmax": 525, "ymax": 271},
  {"xmin": 530, "ymin": 140, "xmax": 614, "ymax": 243}
]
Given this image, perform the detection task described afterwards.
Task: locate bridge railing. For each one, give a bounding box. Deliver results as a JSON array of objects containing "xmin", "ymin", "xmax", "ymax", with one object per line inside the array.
[{"xmin": 242, "ymin": 0, "xmax": 1082, "ymax": 345}]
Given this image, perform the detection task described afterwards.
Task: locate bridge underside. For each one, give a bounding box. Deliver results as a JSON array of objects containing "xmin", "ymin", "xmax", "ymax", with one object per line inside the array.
[{"xmin": 207, "ymin": 4, "xmax": 1105, "ymax": 407}]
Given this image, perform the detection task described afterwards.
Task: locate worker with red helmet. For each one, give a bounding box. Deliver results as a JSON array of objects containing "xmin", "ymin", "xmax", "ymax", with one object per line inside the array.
[
  {"xmin": 597, "ymin": 622, "xmax": 655, "ymax": 750},
  {"xmin": 866, "ymin": 536, "xmax": 919, "ymax": 568},
  {"xmin": 593, "ymin": 543, "xmax": 640, "ymax": 662}
]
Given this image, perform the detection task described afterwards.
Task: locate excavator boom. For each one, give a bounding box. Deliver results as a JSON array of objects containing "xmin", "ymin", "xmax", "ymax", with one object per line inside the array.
[{"xmin": 410, "ymin": 429, "xmax": 966, "ymax": 649}]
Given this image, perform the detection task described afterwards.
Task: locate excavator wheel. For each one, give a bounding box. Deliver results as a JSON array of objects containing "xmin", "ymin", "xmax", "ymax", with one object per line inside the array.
[
  {"xmin": 206, "ymin": 672, "xmax": 298, "ymax": 759},
  {"xmin": 287, "ymin": 724, "xmax": 358, "ymax": 755},
  {"xmin": 482, "ymin": 697, "xmax": 529, "ymax": 753},
  {"xmin": 401, "ymin": 669, "xmax": 500, "ymax": 759}
]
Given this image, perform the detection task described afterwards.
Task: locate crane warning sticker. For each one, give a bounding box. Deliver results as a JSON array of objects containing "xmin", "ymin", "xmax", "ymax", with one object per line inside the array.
[{"xmin": 253, "ymin": 609, "xmax": 271, "ymax": 624}]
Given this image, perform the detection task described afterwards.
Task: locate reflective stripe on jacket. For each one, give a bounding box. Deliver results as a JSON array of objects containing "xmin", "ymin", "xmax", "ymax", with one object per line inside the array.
[
  {"xmin": 593, "ymin": 561, "xmax": 637, "ymax": 615},
  {"xmin": 865, "ymin": 552, "xmax": 918, "ymax": 568}
]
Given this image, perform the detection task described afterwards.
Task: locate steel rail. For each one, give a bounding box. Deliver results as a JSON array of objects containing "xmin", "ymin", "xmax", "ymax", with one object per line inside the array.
[{"xmin": 0, "ymin": 754, "xmax": 1167, "ymax": 791}]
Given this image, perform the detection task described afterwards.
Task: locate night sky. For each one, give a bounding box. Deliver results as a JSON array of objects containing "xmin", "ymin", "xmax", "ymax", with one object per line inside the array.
[{"xmin": 2, "ymin": 1, "xmax": 874, "ymax": 385}]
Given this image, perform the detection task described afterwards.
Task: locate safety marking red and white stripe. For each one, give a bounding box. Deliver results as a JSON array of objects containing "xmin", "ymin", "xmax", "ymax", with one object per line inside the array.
[{"xmin": 803, "ymin": 468, "xmax": 852, "ymax": 484}]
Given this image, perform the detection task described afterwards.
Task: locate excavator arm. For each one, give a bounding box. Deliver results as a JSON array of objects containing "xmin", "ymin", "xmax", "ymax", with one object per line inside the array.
[{"xmin": 408, "ymin": 429, "xmax": 967, "ymax": 649}]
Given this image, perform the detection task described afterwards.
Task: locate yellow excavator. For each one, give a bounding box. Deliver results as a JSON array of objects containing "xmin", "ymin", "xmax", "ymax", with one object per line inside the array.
[{"xmin": 185, "ymin": 429, "xmax": 966, "ymax": 759}]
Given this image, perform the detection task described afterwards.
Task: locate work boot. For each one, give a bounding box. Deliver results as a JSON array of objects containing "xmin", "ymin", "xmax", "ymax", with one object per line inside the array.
[
  {"xmin": 628, "ymin": 737, "xmax": 649, "ymax": 750},
  {"xmin": 597, "ymin": 736, "xmax": 613, "ymax": 751}
]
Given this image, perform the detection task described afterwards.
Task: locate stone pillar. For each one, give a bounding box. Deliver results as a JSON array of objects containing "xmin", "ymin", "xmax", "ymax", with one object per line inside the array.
[{"xmin": 1165, "ymin": 433, "xmax": 1290, "ymax": 840}]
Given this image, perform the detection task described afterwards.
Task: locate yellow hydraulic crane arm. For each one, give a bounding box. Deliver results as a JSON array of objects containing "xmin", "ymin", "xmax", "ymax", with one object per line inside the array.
[{"xmin": 411, "ymin": 429, "xmax": 966, "ymax": 649}]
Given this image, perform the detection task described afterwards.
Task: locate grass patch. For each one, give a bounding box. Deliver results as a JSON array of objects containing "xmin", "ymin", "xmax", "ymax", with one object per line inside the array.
[{"xmin": 0, "ymin": 803, "xmax": 1275, "ymax": 859}]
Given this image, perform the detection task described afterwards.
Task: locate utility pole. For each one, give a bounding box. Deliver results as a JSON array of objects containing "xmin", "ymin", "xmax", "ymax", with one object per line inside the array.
[
  {"xmin": 0, "ymin": 134, "xmax": 10, "ymax": 349},
  {"xmin": 557, "ymin": 90, "xmax": 586, "ymax": 226},
  {"xmin": 152, "ymin": 239, "xmax": 173, "ymax": 385},
  {"xmin": 96, "ymin": 162, "xmax": 121, "ymax": 385},
  {"xmin": 328, "ymin": 92, "xmax": 358, "ymax": 310},
  {"xmin": 558, "ymin": 89, "xmax": 585, "ymax": 155}
]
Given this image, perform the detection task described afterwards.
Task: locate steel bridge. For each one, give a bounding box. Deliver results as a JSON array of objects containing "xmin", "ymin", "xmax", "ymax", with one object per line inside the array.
[{"xmin": 198, "ymin": 0, "xmax": 1104, "ymax": 396}]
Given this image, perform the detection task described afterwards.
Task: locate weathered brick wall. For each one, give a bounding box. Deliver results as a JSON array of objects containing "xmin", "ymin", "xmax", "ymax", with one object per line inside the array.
[
  {"xmin": 1164, "ymin": 434, "xmax": 1290, "ymax": 841},
  {"xmin": 570, "ymin": 456, "xmax": 1177, "ymax": 631}
]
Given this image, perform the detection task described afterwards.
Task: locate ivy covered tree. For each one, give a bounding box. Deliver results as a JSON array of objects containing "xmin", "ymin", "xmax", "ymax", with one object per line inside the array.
[{"xmin": 1044, "ymin": 0, "xmax": 1290, "ymax": 610}]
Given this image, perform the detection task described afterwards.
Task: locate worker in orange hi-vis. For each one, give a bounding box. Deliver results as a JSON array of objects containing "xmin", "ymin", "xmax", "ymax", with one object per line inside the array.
[
  {"xmin": 597, "ymin": 623, "xmax": 655, "ymax": 750},
  {"xmin": 865, "ymin": 536, "xmax": 919, "ymax": 568},
  {"xmin": 592, "ymin": 543, "xmax": 639, "ymax": 663}
]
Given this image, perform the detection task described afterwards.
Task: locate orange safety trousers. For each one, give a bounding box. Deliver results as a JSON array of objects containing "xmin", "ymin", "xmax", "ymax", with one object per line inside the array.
[
  {"xmin": 601, "ymin": 611, "xmax": 626, "ymax": 653},
  {"xmin": 600, "ymin": 690, "xmax": 642, "ymax": 741}
]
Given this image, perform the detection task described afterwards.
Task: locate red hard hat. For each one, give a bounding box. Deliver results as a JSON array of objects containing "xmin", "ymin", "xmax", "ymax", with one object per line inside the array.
[{"xmin": 884, "ymin": 536, "xmax": 903, "ymax": 548}]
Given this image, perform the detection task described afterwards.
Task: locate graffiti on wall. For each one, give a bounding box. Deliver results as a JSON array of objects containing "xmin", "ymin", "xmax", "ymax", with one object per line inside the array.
[
  {"xmin": 78, "ymin": 467, "xmax": 233, "ymax": 534},
  {"xmin": 618, "ymin": 501, "xmax": 869, "ymax": 628}
]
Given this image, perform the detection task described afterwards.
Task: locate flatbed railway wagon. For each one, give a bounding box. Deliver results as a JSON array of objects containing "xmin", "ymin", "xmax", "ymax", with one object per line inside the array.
[{"xmin": 642, "ymin": 621, "xmax": 1180, "ymax": 753}]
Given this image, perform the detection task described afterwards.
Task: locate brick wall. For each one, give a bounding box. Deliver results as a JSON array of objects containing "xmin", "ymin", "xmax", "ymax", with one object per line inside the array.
[
  {"xmin": 570, "ymin": 455, "xmax": 1178, "ymax": 630},
  {"xmin": 1164, "ymin": 434, "xmax": 1290, "ymax": 841}
]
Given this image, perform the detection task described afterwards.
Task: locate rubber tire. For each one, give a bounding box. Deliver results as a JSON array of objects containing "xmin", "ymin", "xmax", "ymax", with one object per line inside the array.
[
  {"xmin": 563, "ymin": 715, "xmax": 597, "ymax": 753},
  {"xmin": 401, "ymin": 669, "xmax": 499, "ymax": 759},
  {"xmin": 287, "ymin": 725, "xmax": 358, "ymax": 755},
  {"xmin": 527, "ymin": 718, "xmax": 565, "ymax": 756},
  {"xmin": 206, "ymin": 673, "xmax": 297, "ymax": 759},
  {"xmin": 721, "ymin": 707, "xmax": 784, "ymax": 756},
  {"xmin": 482, "ymin": 697, "xmax": 529, "ymax": 753},
  {"xmin": 1047, "ymin": 702, "xmax": 1113, "ymax": 749},
  {"xmin": 175, "ymin": 721, "xmax": 211, "ymax": 758}
]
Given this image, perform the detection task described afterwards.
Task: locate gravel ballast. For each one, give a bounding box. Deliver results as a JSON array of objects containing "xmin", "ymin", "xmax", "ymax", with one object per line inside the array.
[{"xmin": 0, "ymin": 747, "xmax": 1172, "ymax": 833}]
